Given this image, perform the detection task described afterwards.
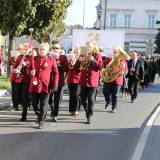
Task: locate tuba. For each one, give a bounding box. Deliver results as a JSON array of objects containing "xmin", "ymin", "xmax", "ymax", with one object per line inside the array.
[{"xmin": 101, "ymin": 47, "xmax": 129, "ymax": 83}]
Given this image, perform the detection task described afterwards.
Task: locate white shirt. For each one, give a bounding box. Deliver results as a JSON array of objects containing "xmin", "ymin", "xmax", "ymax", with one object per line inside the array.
[{"xmin": 132, "ymin": 59, "xmax": 138, "ymax": 68}]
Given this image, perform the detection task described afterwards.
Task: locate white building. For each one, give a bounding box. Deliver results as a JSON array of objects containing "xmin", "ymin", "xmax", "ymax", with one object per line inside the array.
[{"xmin": 95, "ymin": 0, "xmax": 160, "ymax": 55}]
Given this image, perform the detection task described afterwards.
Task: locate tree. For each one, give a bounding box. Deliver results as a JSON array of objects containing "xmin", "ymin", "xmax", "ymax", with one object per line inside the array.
[
  {"xmin": 0, "ymin": 0, "xmax": 72, "ymax": 78},
  {"xmin": 154, "ymin": 20, "xmax": 160, "ymax": 54}
]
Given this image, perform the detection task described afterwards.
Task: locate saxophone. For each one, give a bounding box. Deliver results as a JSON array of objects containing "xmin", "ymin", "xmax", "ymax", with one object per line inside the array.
[{"xmin": 101, "ymin": 48, "xmax": 129, "ymax": 83}]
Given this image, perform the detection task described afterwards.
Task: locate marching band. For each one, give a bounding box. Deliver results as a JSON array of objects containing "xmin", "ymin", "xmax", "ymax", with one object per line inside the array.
[{"xmin": 8, "ymin": 40, "xmax": 155, "ymax": 129}]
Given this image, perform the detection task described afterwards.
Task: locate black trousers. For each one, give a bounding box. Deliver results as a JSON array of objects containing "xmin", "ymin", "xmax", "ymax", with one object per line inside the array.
[
  {"xmin": 68, "ymin": 83, "xmax": 81, "ymax": 113},
  {"xmin": 48, "ymin": 86, "xmax": 62, "ymax": 117},
  {"xmin": 31, "ymin": 93, "xmax": 49, "ymax": 122},
  {"xmin": 103, "ymin": 82, "xmax": 119, "ymax": 108},
  {"xmin": 128, "ymin": 77, "xmax": 139, "ymax": 100},
  {"xmin": 21, "ymin": 83, "xmax": 31, "ymax": 119},
  {"xmin": 80, "ymin": 86, "xmax": 96, "ymax": 118},
  {"xmin": 11, "ymin": 82, "xmax": 23, "ymax": 109},
  {"xmin": 144, "ymin": 74, "xmax": 150, "ymax": 87},
  {"xmin": 11, "ymin": 82, "xmax": 18, "ymax": 108}
]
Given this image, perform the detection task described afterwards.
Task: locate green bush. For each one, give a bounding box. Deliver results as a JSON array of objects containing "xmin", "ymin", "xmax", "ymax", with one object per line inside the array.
[{"xmin": 0, "ymin": 75, "xmax": 11, "ymax": 89}]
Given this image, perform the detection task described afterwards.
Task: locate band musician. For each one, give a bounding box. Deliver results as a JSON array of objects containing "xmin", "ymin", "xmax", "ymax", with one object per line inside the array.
[
  {"xmin": 48, "ymin": 40, "xmax": 69, "ymax": 122},
  {"xmin": 29, "ymin": 43, "xmax": 59, "ymax": 129},
  {"xmin": 67, "ymin": 48, "xmax": 81, "ymax": 116},
  {"xmin": 102, "ymin": 47, "xmax": 128, "ymax": 113},
  {"xmin": 79, "ymin": 42, "xmax": 103, "ymax": 124}
]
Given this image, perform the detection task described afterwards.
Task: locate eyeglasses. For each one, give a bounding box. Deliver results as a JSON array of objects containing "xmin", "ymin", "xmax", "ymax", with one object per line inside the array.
[
  {"xmin": 52, "ymin": 47, "xmax": 60, "ymax": 50},
  {"xmin": 39, "ymin": 48, "xmax": 45, "ymax": 51}
]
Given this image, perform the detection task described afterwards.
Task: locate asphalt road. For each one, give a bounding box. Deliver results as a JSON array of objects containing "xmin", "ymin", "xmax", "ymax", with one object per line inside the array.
[{"xmin": 0, "ymin": 79, "xmax": 160, "ymax": 160}]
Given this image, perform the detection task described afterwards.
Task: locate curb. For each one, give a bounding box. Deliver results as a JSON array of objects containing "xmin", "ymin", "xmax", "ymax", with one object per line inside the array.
[
  {"xmin": 131, "ymin": 103, "xmax": 160, "ymax": 160},
  {"xmin": 0, "ymin": 89, "xmax": 11, "ymax": 97},
  {"xmin": 0, "ymin": 100, "xmax": 11, "ymax": 110}
]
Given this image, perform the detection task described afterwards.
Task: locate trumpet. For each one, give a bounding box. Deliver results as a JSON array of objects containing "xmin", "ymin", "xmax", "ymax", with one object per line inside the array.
[
  {"xmin": 79, "ymin": 46, "xmax": 94, "ymax": 69},
  {"xmin": 79, "ymin": 56, "xmax": 91, "ymax": 69}
]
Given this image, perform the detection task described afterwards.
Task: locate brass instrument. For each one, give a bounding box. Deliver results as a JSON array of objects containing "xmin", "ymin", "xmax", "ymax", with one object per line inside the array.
[
  {"xmin": 79, "ymin": 43, "xmax": 99, "ymax": 69},
  {"xmin": 101, "ymin": 47, "xmax": 129, "ymax": 83},
  {"xmin": 80, "ymin": 57, "xmax": 91, "ymax": 69}
]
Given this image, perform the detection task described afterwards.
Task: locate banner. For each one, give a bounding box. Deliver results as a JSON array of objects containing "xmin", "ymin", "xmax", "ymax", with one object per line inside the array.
[{"xmin": 72, "ymin": 29, "xmax": 125, "ymax": 57}]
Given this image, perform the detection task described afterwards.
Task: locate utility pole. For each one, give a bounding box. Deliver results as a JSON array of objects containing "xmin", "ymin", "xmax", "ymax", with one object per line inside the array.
[{"xmin": 104, "ymin": 0, "xmax": 107, "ymax": 30}]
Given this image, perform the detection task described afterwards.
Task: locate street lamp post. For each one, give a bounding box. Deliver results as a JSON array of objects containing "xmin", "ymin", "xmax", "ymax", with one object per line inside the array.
[{"xmin": 83, "ymin": 0, "xmax": 86, "ymax": 29}]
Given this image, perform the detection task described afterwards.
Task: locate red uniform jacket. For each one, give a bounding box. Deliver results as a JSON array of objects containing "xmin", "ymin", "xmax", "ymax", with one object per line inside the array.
[
  {"xmin": 114, "ymin": 59, "xmax": 128, "ymax": 86},
  {"xmin": 80, "ymin": 53, "xmax": 103, "ymax": 87},
  {"xmin": 57, "ymin": 55, "xmax": 69, "ymax": 87},
  {"xmin": 21, "ymin": 56, "xmax": 32, "ymax": 84},
  {"xmin": 10, "ymin": 55, "xmax": 24, "ymax": 83},
  {"xmin": 29, "ymin": 56, "xmax": 59, "ymax": 93},
  {"xmin": 8, "ymin": 57, "xmax": 16, "ymax": 82},
  {"xmin": 67, "ymin": 60, "xmax": 81, "ymax": 84}
]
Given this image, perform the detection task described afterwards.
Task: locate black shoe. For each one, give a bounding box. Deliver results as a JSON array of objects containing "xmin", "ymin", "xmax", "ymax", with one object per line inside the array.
[
  {"xmin": 86, "ymin": 117, "xmax": 91, "ymax": 124},
  {"xmin": 131, "ymin": 97, "xmax": 134, "ymax": 103},
  {"xmin": 52, "ymin": 116, "xmax": 57, "ymax": 122},
  {"xmin": 111, "ymin": 107, "xmax": 117, "ymax": 113},
  {"xmin": 11, "ymin": 107, "xmax": 19, "ymax": 111},
  {"xmin": 37, "ymin": 122, "xmax": 44, "ymax": 129},
  {"xmin": 105, "ymin": 103, "xmax": 109, "ymax": 109},
  {"xmin": 15, "ymin": 108, "xmax": 19, "ymax": 111},
  {"xmin": 20, "ymin": 117, "xmax": 26, "ymax": 122}
]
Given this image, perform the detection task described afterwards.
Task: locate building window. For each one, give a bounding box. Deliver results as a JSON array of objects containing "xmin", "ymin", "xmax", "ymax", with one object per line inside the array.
[
  {"xmin": 110, "ymin": 14, "xmax": 117, "ymax": 27},
  {"xmin": 147, "ymin": 15, "xmax": 155, "ymax": 28},
  {"xmin": 124, "ymin": 14, "xmax": 131, "ymax": 27}
]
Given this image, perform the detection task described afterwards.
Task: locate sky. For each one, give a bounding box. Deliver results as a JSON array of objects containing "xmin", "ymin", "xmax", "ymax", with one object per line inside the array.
[{"xmin": 65, "ymin": 0, "xmax": 99, "ymax": 27}]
